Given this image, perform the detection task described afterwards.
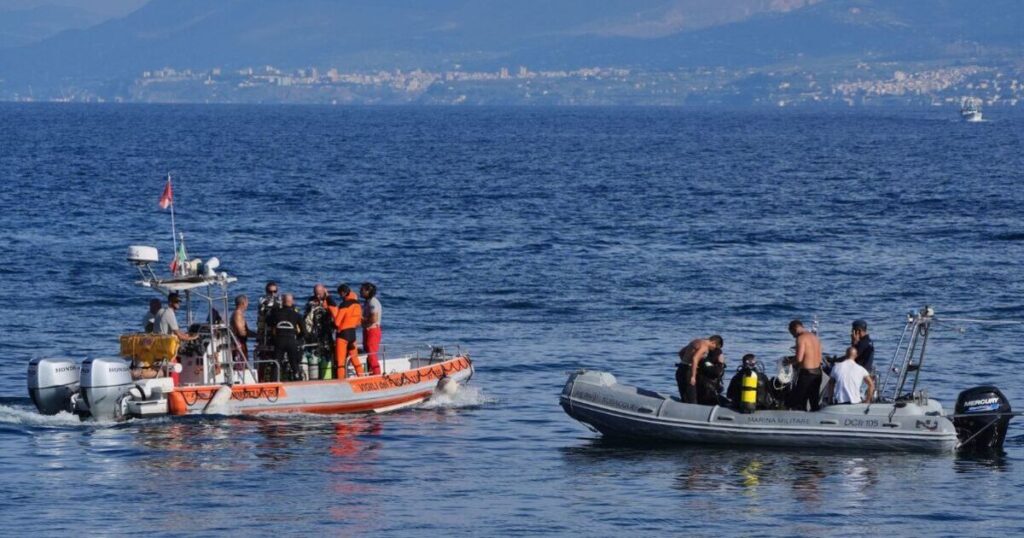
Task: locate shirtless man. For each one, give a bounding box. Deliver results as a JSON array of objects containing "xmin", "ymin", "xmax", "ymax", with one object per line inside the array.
[
  {"xmin": 676, "ymin": 335, "xmax": 724, "ymax": 404},
  {"xmin": 786, "ymin": 319, "xmax": 823, "ymax": 411},
  {"xmin": 231, "ymin": 295, "xmax": 250, "ymax": 365}
]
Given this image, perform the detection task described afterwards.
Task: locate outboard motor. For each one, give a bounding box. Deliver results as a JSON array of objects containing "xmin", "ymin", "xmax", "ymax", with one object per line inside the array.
[
  {"xmin": 954, "ymin": 386, "xmax": 1012, "ymax": 453},
  {"xmin": 79, "ymin": 357, "xmax": 133, "ymax": 420},
  {"xmin": 27, "ymin": 358, "xmax": 80, "ymax": 415}
]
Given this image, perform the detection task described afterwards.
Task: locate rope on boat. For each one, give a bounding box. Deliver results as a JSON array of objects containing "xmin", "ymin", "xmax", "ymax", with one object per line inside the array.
[
  {"xmin": 946, "ymin": 411, "xmax": 1024, "ymax": 419},
  {"xmin": 929, "ymin": 317, "xmax": 1024, "ymax": 335},
  {"xmin": 935, "ymin": 317, "xmax": 1024, "ymax": 325}
]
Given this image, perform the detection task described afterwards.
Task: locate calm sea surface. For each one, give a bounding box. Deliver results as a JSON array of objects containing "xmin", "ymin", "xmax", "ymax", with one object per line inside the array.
[{"xmin": 0, "ymin": 104, "xmax": 1022, "ymax": 536}]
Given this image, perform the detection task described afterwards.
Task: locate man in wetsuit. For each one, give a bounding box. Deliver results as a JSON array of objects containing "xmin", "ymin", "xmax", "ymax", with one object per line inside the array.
[
  {"xmin": 268, "ymin": 293, "xmax": 304, "ymax": 381},
  {"xmin": 304, "ymin": 284, "xmax": 335, "ymax": 341},
  {"xmin": 676, "ymin": 335, "xmax": 724, "ymax": 404},
  {"xmin": 727, "ymin": 353, "xmax": 772, "ymax": 409},
  {"xmin": 256, "ymin": 281, "xmax": 282, "ymax": 360},
  {"xmin": 786, "ymin": 319, "xmax": 823, "ymax": 411},
  {"xmin": 851, "ymin": 319, "xmax": 875, "ymax": 374},
  {"xmin": 303, "ymin": 284, "xmax": 335, "ymax": 378}
]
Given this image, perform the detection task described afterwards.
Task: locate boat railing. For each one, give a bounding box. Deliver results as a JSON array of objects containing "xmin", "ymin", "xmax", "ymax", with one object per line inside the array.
[
  {"xmin": 878, "ymin": 306, "xmax": 934, "ymax": 403},
  {"xmin": 252, "ymin": 359, "xmax": 281, "ymax": 383},
  {"xmin": 379, "ymin": 342, "xmax": 465, "ymax": 365}
]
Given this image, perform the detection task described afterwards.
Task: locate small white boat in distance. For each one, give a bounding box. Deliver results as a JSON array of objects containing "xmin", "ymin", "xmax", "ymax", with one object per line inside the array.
[{"xmin": 961, "ymin": 97, "xmax": 983, "ymax": 122}]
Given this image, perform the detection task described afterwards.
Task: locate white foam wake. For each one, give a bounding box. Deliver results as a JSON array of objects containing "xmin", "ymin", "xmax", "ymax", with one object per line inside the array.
[
  {"xmin": 0, "ymin": 404, "xmax": 89, "ymax": 428},
  {"xmin": 420, "ymin": 385, "xmax": 495, "ymax": 409}
]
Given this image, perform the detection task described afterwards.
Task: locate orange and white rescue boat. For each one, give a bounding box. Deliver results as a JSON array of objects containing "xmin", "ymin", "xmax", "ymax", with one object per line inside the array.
[{"xmin": 26, "ymin": 244, "xmax": 474, "ymax": 421}]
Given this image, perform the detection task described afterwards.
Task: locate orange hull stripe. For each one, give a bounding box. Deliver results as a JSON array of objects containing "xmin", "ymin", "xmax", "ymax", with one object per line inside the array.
[
  {"xmin": 239, "ymin": 390, "xmax": 435, "ymax": 415},
  {"xmin": 174, "ymin": 383, "xmax": 287, "ymax": 400},
  {"xmin": 171, "ymin": 356, "xmax": 471, "ymax": 411},
  {"xmin": 282, "ymin": 356, "xmax": 471, "ymax": 392}
]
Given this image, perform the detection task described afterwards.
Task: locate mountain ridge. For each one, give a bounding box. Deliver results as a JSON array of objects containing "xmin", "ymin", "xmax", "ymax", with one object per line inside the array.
[{"xmin": 1, "ymin": 0, "xmax": 1022, "ymax": 104}]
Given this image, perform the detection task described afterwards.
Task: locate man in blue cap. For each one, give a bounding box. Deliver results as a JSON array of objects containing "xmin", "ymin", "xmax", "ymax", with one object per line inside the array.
[{"xmin": 851, "ymin": 319, "xmax": 874, "ymax": 373}]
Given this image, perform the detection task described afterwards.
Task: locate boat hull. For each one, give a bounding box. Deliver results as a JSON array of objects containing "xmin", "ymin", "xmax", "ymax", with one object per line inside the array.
[
  {"xmin": 560, "ymin": 370, "xmax": 958, "ymax": 453},
  {"xmin": 173, "ymin": 355, "xmax": 473, "ymax": 416}
]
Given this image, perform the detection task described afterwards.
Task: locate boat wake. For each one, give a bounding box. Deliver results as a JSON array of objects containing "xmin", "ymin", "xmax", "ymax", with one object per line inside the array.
[
  {"xmin": 0, "ymin": 403, "xmax": 93, "ymax": 429},
  {"xmin": 420, "ymin": 385, "xmax": 495, "ymax": 410}
]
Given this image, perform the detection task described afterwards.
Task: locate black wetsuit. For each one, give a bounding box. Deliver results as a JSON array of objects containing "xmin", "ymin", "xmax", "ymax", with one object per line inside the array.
[
  {"xmin": 269, "ymin": 307, "xmax": 303, "ymax": 381},
  {"xmin": 854, "ymin": 334, "xmax": 875, "ymax": 373},
  {"xmin": 726, "ymin": 368, "xmax": 772, "ymax": 409},
  {"xmin": 676, "ymin": 363, "xmax": 697, "ymax": 403},
  {"xmin": 304, "ymin": 296, "xmax": 336, "ymax": 348},
  {"xmin": 676, "ymin": 349, "xmax": 724, "ymax": 405},
  {"xmin": 788, "ymin": 367, "xmax": 823, "ymax": 411}
]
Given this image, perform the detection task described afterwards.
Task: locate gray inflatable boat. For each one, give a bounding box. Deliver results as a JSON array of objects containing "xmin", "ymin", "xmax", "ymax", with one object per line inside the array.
[
  {"xmin": 560, "ymin": 308, "xmax": 1017, "ymax": 454},
  {"xmin": 560, "ymin": 370, "xmax": 958, "ymax": 452}
]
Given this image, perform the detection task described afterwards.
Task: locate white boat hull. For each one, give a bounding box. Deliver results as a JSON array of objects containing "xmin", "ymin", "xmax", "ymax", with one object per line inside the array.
[{"xmin": 170, "ymin": 355, "xmax": 474, "ymax": 416}]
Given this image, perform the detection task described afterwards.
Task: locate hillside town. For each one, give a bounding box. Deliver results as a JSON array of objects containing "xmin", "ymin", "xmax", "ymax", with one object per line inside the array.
[{"xmin": 6, "ymin": 62, "xmax": 1024, "ymax": 108}]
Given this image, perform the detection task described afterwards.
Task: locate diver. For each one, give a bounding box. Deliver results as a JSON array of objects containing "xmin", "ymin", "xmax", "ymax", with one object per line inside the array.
[
  {"xmin": 328, "ymin": 284, "xmax": 364, "ymax": 377},
  {"xmin": 303, "ymin": 284, "xmax": 336, "ymax": 378},
  {"xmin": 850, "ymin": 319, "xmax": 875, "ymax": 373},
  {"xmin": 726, "ymin": 353, "xmax": 772, "ymax": 411},
  {"xmin": 698, "ymin": 348, "xmax": 726, "ymax": 405},
  {"xmin": 304, "ymin": 284, "xmax": 335, "ymax": 340},
  {"xmin": 256, "ymin": 281, "xmax": 282, "ymax": 361},
  {"xmin": 676, "ymin": 335, "xmax": 724, "ymax": 404},
  {"xmin": 826, "ymin": 346, "xmax": 875, "ymax": 405},
  {"xmin": 785, "ymin": 319, "xmax": 823, "ymax": 411},
  {"xmin": 268, "ymin": 293, "xmax": 304, "ymax": 381}
]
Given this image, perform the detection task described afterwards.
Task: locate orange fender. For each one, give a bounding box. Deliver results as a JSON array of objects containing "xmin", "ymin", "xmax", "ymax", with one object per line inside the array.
[{"xmin": 168, "ymin": 391, "xmax": 188, "ymax": 416}]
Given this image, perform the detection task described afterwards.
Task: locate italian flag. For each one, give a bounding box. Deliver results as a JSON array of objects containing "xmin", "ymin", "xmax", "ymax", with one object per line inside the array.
[{"xmin": 170, "ymin": 241, "xmax": 187, "ymax": 274}]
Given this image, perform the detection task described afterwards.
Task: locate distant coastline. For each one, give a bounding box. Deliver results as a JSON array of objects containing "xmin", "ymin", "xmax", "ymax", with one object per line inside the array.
[{"xmin": 3, "ymin": 62, "xmax": 1022, "ymax": 108}]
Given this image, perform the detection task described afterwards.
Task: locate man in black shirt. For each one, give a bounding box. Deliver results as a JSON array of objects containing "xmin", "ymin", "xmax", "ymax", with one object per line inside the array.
[
  {"xmin": 851, "ymin": 319, "xmax": 875, "ymax": 373},
  {"xmin": 268, "ymin": 293, "xmax": 304, "ymax": 381}
]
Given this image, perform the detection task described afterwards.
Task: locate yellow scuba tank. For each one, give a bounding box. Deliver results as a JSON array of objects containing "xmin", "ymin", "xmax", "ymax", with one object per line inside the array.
[{"xmin": 740, "ymin": 369, "xmax": 758, "ymax": 414}]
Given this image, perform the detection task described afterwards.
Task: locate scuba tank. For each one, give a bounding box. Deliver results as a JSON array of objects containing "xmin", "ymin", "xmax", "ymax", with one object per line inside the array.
[
  {"xmin": 319, "ymin": 355, "xmax": 334, "ymax": 380},
  {"xmin": 304, "ymin": 350, "xmax": 320, "ymax": 381},
  {"xmin": 740, "ymin": 369, "xmax": 758, "ymax": 414}
]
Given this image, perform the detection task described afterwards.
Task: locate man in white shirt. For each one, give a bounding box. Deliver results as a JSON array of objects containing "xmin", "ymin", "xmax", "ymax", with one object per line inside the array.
[
  {"xmin": 360, "ymin": 282, "xmax": 383, "ymax": 376},
  {"xmin": 828, "ymin": 346, "xmax": 875, "ymax": 404},
  {"xmin": 155, "ymin": 293, "xmax": 197, "ymax": 341}
]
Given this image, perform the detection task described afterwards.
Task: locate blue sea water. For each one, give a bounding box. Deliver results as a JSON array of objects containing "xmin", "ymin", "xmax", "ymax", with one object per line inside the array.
[{"xmin": 0, "ymin": 104, "xmax": 1022, "ymax": 535}]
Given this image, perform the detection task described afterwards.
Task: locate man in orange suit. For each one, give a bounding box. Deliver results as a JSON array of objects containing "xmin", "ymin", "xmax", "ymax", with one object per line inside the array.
[{"xmin": 328, "ymin": 284, "xmax": 364, "ymax": 377}]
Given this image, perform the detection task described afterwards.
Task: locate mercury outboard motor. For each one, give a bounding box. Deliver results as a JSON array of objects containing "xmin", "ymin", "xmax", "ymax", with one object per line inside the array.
[
  {"xmin": 954, "ymin": 386, "xmax": 1012, "ymax": 453},
  {"xmin": 78, "ymin": 357, "xmax": 133, "ymax": 420},
  {"xmin": 27, "ymin": 358, "xmax": 81, "ymax": 415}
]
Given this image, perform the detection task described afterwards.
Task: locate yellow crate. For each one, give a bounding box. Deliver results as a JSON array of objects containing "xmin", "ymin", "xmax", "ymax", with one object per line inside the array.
[{"xmin": 119, "ymin": 333, "xmax": 180, "ymax": 367}]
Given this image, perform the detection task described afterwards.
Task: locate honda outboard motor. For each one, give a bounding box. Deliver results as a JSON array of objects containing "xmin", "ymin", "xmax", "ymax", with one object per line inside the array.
[
  {"xmin": 79, "ymin": 357, "xmax": 133, "ymax": 420},
  {"xmin": 27, "ymin": 358, "xmax": 80, "ymax": 415},
  {"xmin": 954, "ymin": 386, "xmax": 1012, "ymax": 453}
]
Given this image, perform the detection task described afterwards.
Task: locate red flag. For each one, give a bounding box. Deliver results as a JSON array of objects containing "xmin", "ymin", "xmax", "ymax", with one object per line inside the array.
[{"xmin": 159, "ymin": 176, "xmax": 173, "ymax": 209}]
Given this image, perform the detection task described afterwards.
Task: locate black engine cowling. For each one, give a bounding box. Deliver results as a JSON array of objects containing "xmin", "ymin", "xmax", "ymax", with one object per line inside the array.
[{"xmin": 954, "ymin": 386, "xmax": 1012, "ymax": 453}]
